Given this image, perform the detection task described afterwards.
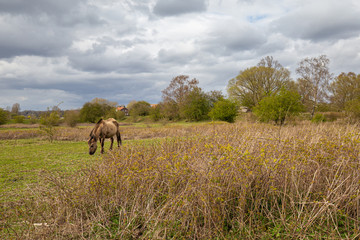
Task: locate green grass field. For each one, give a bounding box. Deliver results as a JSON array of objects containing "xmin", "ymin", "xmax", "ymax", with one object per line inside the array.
[{"xmin": 0, "ymin": 139, "xmax": 100, "ymax": 201}]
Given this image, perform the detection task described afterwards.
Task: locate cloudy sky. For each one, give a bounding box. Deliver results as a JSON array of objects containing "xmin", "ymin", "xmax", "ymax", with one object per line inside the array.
[{"xmin": 1, "ymin": 0, "xmax": 360, "ymax": 110}]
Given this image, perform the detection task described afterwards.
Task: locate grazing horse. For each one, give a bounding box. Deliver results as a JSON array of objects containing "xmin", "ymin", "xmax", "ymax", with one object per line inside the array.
[{"xmin": 88, "ymin": 118, "xmax": 122, "ymax": 155}]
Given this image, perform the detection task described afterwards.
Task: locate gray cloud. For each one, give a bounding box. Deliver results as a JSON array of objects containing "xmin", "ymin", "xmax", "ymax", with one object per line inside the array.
[
  {"xmin": 203, "ymin": 21, "xmax": 267, "ymax": 55},
  {"xmin": 1, "ymin": 0, "xmax": 360, "ymax": 110},
  {"xmin": 0, "ymin": 0, "xmax": 105, "ymax": 27},
  {"xmin": 0, "ymin": 72, "xmax": 163, "ymax": 110},
  {"xmin": 0, "ymin": 0, "xmax": 105, "ymax": 58},
  {"xmin": 0, "ymin": 0, "xmax": 77, "ymax": 14},
  {"xmin": 68, "ymin": 46, "xmax": 156, "ymax": 74},
  {"xmin": 153, "ymin": 0, "xmax": 208, "ymax": 16},
  {"xmin": 273, "ymin": 1, "xmax": 360, "ymax": 42},
  {"xmin": 0, "ymin": 16, "xmax": 73, "ymax": 58}
]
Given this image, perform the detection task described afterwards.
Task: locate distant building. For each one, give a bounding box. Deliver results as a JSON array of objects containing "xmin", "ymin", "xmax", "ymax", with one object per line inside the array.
[
  {"xmin": 116, "ymin": 106, "xmax": 129, "ymax": 116},
  {"xmin": 240, "ymin": 106, "xmax": 250, "ymax": 113},
  {"xmin": 150, "ymin": 104, "xmax": 158, "ymax": 108}
]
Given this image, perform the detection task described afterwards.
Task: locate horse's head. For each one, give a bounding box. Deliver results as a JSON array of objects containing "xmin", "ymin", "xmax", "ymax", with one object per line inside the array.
[
  {"xmin": 88, "ymin": 119, "xmax": 104, "ymax": 155},
  {"xmin": 88, "ymin": 135, "xmax": 97, "ymax": 155}
]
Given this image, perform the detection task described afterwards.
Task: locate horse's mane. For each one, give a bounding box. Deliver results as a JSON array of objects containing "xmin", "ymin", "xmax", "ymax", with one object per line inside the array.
[{"xmin": 89, "ymin": 119, "xmax": 103, "ymax": 138}]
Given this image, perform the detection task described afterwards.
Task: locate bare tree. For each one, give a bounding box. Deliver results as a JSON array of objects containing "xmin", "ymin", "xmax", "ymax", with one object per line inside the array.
[
  {"xmin": 296, "ymin": 55, "xmax": 332, "ymax": 118},
  {"xmin": 162, "ymin": 75, "xmax": 199, "ymax": 104},
  {"xmin": 161, "ymin": 75, "xmax": 199, "ymax": 119},
  {"xmin": 330, "ymin": 72, "xmax": 360, "ymax": 110},
  {"xmin": 11, "ymin": 103, "xmax": 20, "ymax": 115}
]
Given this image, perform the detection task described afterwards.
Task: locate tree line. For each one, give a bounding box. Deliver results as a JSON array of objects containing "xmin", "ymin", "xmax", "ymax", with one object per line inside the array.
[
  {"xmin": 228, "ymin": 55, "xmax": 360, "ymax": 123},
  {"xmin": 1, "ymin": 54, "xmax": 360, "ymax": 126},
  {"xmin": 79, "ymin": 76, "xmax": 238, "ymax": 124}
]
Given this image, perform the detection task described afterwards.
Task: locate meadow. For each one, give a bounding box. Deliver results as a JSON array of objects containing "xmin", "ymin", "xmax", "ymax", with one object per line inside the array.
[{"xmin": 1, "ymin": 121, "xmax": 360, "ymax": 239}]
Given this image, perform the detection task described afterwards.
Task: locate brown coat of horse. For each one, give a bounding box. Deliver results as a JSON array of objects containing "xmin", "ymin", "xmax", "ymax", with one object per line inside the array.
[{"xmin": 88, "ymin": 118, "xmax": 122, "ymax": 155}]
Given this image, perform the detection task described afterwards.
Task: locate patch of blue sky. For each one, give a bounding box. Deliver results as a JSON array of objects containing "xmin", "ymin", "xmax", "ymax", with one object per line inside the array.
[{"xmin": 247, "ymin": 14, "xmax": 267, "ymax": 23}]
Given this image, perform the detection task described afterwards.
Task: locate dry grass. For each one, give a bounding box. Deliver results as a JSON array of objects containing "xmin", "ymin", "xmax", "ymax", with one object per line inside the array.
[
  {"xmin": 2, "ymin": 122, "xmax": 360, "ymax": 239},
  {"xmin": 0, "ymin": 122, "xmax": 211, "ymax": 141}
]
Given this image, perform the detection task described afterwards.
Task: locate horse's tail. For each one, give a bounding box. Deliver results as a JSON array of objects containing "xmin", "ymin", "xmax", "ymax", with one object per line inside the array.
[
  {"xmin": 113, "ymin": 120, "xmax": 122, "ymax": 146},
  {"xmin": 117, "ymin": 130, "xmax": 122, "ymax": 145}
]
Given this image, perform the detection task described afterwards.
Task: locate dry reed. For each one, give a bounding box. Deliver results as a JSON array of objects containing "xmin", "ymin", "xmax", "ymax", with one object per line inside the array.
[{"xmin": 3, "ymin": 122, "xmax": 360, "ymax": 239}]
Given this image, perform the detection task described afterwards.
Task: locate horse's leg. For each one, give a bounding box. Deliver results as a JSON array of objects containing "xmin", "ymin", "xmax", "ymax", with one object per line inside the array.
[
  {"xmin": 110, "ymin": 137, "xmax": 114, "ymax": 150},
  {"xmin": 101, "ymin": 138, "xmax": 105, "ymax": 154}
]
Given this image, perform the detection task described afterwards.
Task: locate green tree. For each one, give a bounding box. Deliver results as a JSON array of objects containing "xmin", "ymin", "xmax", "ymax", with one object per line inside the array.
[
  {"xmin": 345, "ymin": 98, "xmax": 360, "ymax": 121},
  {"xmin": 253, "ymin": 89, "xmax": 304, "ymax": 125},
  {"xmin": 129, "ymin": 101, "xmax": 151, "ymax": 117},
  {"xmin": 180, "ymin": 87, "xmax": 210, "ymax": 121},
  {"xmin": 208, "ymin": 99, "xmax": 238, "ymax": 123},
  {"xmin": 330, "ymin": 72, "xmax": 360, "ymax": 110},
  {"xmin": 149, "ymin": 103, "xmax": 164, "ymax": 121},
  {"xmin": 80, "ymin": 100, "xmax": 114, "ymax": 123},
  {"xmin": 126, "ymin": 100, "xmax": 137, "ymax": 110},
  {"xmin": 296, "ymin": 55, "xmax": 332, "ymax": 118},
  {"xmin": 206, "ymin": 90, "xmax": 224, "ymax": 108},
  {"xmin": 0, "ymin": 108, "xmax": 9, "ymax": 125},
  {"xmin": 161, "ymin": 100, "xmax": 179, "ymax": 120},
  {"xmin": 90, "ymin": 98, "xmax": 117, "ymax": 107},
  {"xmin": 80, "ymin": 102, "xmax": 103, "ymax": 123},
  {"xmin": 105, "ymin": 108, "xmax": 125, "ymax": 121},
  {"xmin": 228, "ymin": 56, "xmax": 291, "ymax": 109}
]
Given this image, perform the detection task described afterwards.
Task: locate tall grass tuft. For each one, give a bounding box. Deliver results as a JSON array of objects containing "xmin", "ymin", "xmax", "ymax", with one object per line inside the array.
[{"xmin": 4, "ymin": 122, "xmax": 360, "ymax": 239}]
